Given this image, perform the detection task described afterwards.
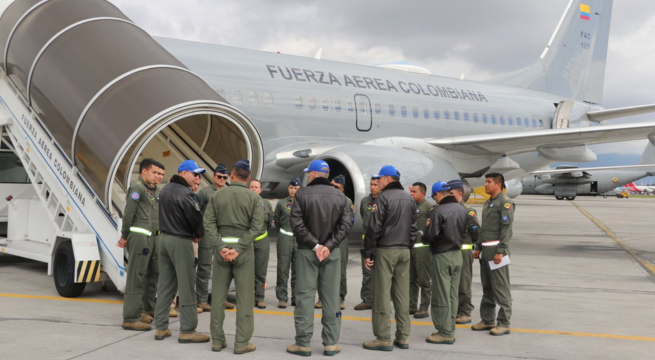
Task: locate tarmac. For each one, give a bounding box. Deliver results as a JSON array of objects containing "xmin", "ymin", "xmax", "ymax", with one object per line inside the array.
[{"xmin": 1, "ymin": 195, "xmax": 654, "ymax": 360}]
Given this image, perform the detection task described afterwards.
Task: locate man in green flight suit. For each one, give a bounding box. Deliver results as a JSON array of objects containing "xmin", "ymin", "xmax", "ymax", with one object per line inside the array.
[
  {"xmin": 354, "ymin": 176, "xmax": 380, "ymax": 311},
  {"xmin": 205, "ymin": 159, "xmax": 261, "ymax": 354},
  {"xmin": 448, "ymin": 179, "xmax": 479, "ymax": 325},
  {"xmin": 249, "ymin": 179, "xmax": 274, "ymax": 309},
  {"xmin": 118, "ymin": 158, "xmax": 165, "ymax": 331},
  {"xmin": 472, "ymin": 173, "xmax": 515, "ymax": 336},
  {"xmin": 408, "ymin": 182, "xmax": 433, "ymax": 319},
  {"xmin": 274, "ymin": 177, "xmax": 302, "ymax": 308},
  {"xmin": 196, "ymin": 163, "xmax": 235, "ymax": 312}
]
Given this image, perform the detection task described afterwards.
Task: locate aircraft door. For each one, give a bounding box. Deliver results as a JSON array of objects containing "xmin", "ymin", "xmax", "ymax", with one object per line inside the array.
[
  {"xmin": 553, "ymin": 100, "xmax": 575, "ymax": 129},
  {"xmin": 590, "ymin": 181, "xmax": 598, "ymax": 194},
  {"xmin": 354, "ymin": 94, "xmax": 372, "ymax": 131}
]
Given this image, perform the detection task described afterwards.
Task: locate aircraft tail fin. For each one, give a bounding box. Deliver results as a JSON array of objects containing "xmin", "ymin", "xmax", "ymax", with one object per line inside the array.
[
  {"xmin": 487, "ymin": 0, "xmax": 612, "ymax": 105},
  {"xmin": 638, "ymin": 142, "xmax": 655, "ymax": 175}
]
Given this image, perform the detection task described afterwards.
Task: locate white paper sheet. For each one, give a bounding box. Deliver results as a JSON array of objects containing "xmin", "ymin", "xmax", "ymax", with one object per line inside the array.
[{"xmin": 488, "ymin": 255, "xmax": 510, "ymax": 270}]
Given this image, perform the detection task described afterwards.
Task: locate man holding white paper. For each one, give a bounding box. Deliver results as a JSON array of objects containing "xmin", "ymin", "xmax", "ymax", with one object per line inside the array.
[{"xmin": 472, "ymin": 173, "xmax": 515, "ymax": 336}]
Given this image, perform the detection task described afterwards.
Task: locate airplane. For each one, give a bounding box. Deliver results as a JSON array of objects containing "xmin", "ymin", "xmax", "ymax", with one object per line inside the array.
[{"xmin": 622, "ymin": 182, "xmax": 655, "ymax": 195}]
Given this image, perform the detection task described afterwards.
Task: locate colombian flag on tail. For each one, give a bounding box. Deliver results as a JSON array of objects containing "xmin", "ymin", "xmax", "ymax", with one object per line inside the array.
[{"xmin": 580, "ymin": 4, "xmax": 591, "ymax": 20}]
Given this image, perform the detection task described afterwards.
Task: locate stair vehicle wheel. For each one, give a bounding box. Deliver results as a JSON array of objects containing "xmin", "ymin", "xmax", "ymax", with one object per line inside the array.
[
  {"xmin": 566, "ymin": 196, "xmax": 575, "ymax": 201},
  {"xmin": 555, "ymin": 196, "xmax": 564, "ymax": 200},
  {"xmin": 54, "ymin": 242, "xmax": 86, "ymax": 297}
]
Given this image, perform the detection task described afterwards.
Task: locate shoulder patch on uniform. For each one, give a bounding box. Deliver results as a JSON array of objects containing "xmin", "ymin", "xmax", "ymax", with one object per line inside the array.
[
  {"xmin": 371, "ymin": 204, "xmax": 378, "ymax": 212},
  {"xmin": 489, "ymin": 203, "xmax": 495, "ymax": 208},
  {"xmin": 194, "ymin": 202, "xmax": 200, "ymax": 211},
  {"xmin": 366, "ymin": 202, "xmax": 374, "ymax": 211},
  {"xmin": 131, "ymin": 192, "xmax": 140, "ymax": 200},
  {"xmin": 286, "ymin": 203, "xmax": 292, "ymax": 211},
  {"xmin": 468, "ymin": 210, "xmax": 476, "ymax": 218},
  {"xmin": 261, "ymin": 201, "xmax": 266, "ymax": 210},
  {"xmin": 351, "ymin": 204, "xmax": 355, "ymax": 211},
  {"xmin": 502, "ymin": 216, "xmax": 509, "ymax": 221},
  {"xmin": 504, "ymin": 203, "xmax": 512, "ymax": 210},
  {"xmin": 416, "ymin": 209, "xmax": 421, "ymax": 214}
]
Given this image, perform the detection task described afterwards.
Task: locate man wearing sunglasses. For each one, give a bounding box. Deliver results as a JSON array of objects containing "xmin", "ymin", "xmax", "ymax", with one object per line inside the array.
[{"xmin": 197, "ymin": 164, "xmax": 235, "ymax": 312}]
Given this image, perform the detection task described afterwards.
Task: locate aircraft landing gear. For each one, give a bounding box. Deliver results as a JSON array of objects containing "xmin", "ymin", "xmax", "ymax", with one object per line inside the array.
[
  {"xmin": 555, "ymin": 196, "xmax": 564, "ymax": 200},
  {"xmin": 566, "ymin": 196, "xmax": 576, "ymax": 201}
]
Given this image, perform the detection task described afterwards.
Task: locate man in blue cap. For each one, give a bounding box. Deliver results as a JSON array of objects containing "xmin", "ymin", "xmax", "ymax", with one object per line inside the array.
[
  {"xmin": 274, "ymin": 177, "xmax": 302, "ymax": 308},
  {"xmin": 447, "ymin": 179, "xmax": 479, "ymax": 325},
  {"xmin": 421, "ymin": 181, "xmax": 467, "ymax": 345},
  {"xmin": 196, "ymin": 163, "xmax": 234, "ymax": 312},
  {"xmin": 204, "ymin": 159, "xmax": 261, "ymax": 354},
  {"xmin": 362, "ymin": 165, "xmax": 417, "ymax": 351},
  {"xmin": 287, "ymin": 159, "xmax": 352, "ymax": 357},
  {"xmin": 154, "ymin": 160, "xmax": 209, "ymax": 344}
]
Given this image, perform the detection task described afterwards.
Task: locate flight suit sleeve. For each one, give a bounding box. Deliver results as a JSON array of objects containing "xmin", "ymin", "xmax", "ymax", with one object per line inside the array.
[
  {"xmin": 359, "ymin": 198, "xmax": 366, "ymax": 219},
  {"xmin": 422, "ymin": 210, "xmax": 440, "ymax": 245},
  {"xmin": 290, "ymin": 191, "xmax": 320, "ymax": 249},
  {"xmin": 273, "ymin": 201, "xmax": 283, "ymax": 229},
  {"xmin": 265, "ymin": 200, "xmax": 274, "ymax": 230},
  {"xmin": 121, "ymin": 186, "xmax": 143, "ymax": 239},
  {"xmin": 496, "ymin": 201, "xmax": 514, "ymax": 255},
  {"xmin": 182, "ymin": 191, "xmax": 205, "ymax": 238},
  {"xmin": 409, "ymin": 202, "xmax": 418, "ymax": 248},
  {"xmin": 234, "ymin": 196, "xmax": 264, "ymax": 255},
  {"xmin": 325, "ymin": 197, "xmax": 354, "ymax": 252},
  {"xmin": 467, "ymin": 208, "xmax": 480, "ymax": 243},
  {"xmin": 347, "ymin": 198, "xmax": 355, "ymax": 224},
  {"xmin": 197, "ymin": 188, "xmax": 209, "ymax": 215},
  {"xmin": 364, "ymin": 195, "xmax": 387, "ymax": 256},
  {"xmin": 203, "ymin": 196, "xmax": 222, "ymax": 251}
]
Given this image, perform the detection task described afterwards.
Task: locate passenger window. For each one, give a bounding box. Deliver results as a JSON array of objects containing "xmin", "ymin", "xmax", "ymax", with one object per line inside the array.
[
  {"xmin": 532, "ymin": 118, "xmax": 537, "ymax": 127},
  {"xmin": 334, "ymin": 99, "xmax": 342, "ymax": 113},
  {"xmin": 423, "ymin": 108, "xmax": 429, "ymax": 119},
  {"xmin": 473, "ymin": 113, "xmax": 479, "ymax": 123},
  {"xmin": 454, "ymin": 111, "xmax": 460, "ymax": 121},
  {"xmin": 359, "ymin": 102, "xmax": 368, "ymax": 115},
  {"xmin": 264, "ymin": 92, "xmax": 273, "ymax": 106},
  {"xmin": 322, "ymin": 97, "xmax": 329, "ymax": 112},
  {"xmin": 389, "ymin": 104, "xmax": 396, "ymax": 116},
  {"xmin": 375, "ymin": 103, "xmax": 382, "ymax": 115},
  {"xmin": 401, "ymin": 106, "xmax": 408, "ymax": 118},
  {"xmin": 499, "ymin": 115, "xmax": 505, "ymax": 125},
  {"xmin": 491, "ymin": 115, "xmax": 496, "ymax": 125},
  {"xmin": 444, "ymin": 110, "xmax": 450, "ymax": 120},
  {"xmin": 347, "ymin": 100, "xmax": 354, "ymax": 113},
  {"xmin": 516, "ymin": 117, "xmax": 522, "ymax": 126},
  {"xmin": 216, "ymin": 88, "xmax": 225, "ymax": 98},
  {"xmin": 539, "ymin": 119, "xmax": 544, "ymax": 127},
  {"xmin": 232, "ymin": 90, "xmax": 242, "ymax": 105},
  {"xmin": 412, "ymin": 106, "xmax": 418, "ymax": 118},
  {"xmin": 294, "ymin": 95, "xmax": 303, "ymax": 109},
  {"xmin": 482, "ymin": 114, "xmax": 488, "ymax": 124},
  {"xmin": 309, "ymin": 97, "xmax": 316, "ymax": 110},
  {"xmin": 433, "ymin": 109, "xmax": 440, "ymax": 120},
  {"xmin": 249, "ymin": 91, "xmax": 258, "ymax": 106},
  {"xmin": 524, "ymin": 118, "xmax": 529, "ymax": 127},
  {"xmin": 508, "ymin": 116, "xmax": 513, "ymax": 125},
  {"xmin": 463, "ymin": 112, "xmax": 470, "ymax": 121}
]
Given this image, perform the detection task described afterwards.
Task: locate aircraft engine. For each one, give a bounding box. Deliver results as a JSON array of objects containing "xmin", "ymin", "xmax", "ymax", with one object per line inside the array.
[{"xmin": 505, "ymin": 179, "xmax": 524, "ymax": 198}]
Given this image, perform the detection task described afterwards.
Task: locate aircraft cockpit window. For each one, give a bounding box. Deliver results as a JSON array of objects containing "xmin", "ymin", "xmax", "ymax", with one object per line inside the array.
[
  {"xmin": 443, "ymin": 110, "xmax": 450, "ymax": 120},
  {"xmin": 249, "ymin": 91, "xmax": 258, "ymax": 106},
  {"xmin": 294, "ymin": 95, "xmax": 303, "ymax": 109},
  {"xmin": 359, "ymin": 102, "xmax": 368, "ymax": 115},
  {"xmin": 309, "ymin": 97, "xmax": 317, "ymax": 110},
  {"xmin": 524, "ymin": 118, "xmax": 529, "ymax": 127},
  {"xmin": 335, "ymin": 99, "xmax": 343, "ymax": 112},
  {"xmin": 482, "ymin": 114, "xmax": 488, "ymax": 124},
  {"xmin": 463, "ymin": 112, "xmax": 470, "ymax": 121},
  {"xmin": 491, "ymin": 115, "xmax": 497, "ymax": 125},
  {"xmin": 401, "ymin": 106, "xmax": 408, "ymax": 118},
  {"xmin": 539, "ymin": 119, "xmax": 544, "ymax": 127},
  {"xmin": 264, "ymin": 92, "xmax": 273, "ymax": 106},
  {"xmin": 389, "ymin": 104, "xmax": 396, "ymax": 116},
  {"xmin": 473, "ymin": 113, "xmax": 479, "ymax": 123},
  {"xmin": 232, "ymin": 90, "xmax": 242, "ymax": 105},
  {"xmin": 322, "ymin": 98, "xmax": 330, "ymax": 111},
  {"xmin": 423, "ymin": 108, "xmax": 429, "ymax": 119},
  {"xmin": 454, "ymin": 111, "xmax": 460, "ymax": 120},
  {"xmin": 532, "ymin": 118, "xmax": 537, "ymax": 127},
  {"xmin": 347, "ymin": 100, "xmax": 354, "ymax": 113},
  {"xmin": 216, "ymin": 88, "xmax": 225, "ymax": 98},
  {"xmin": 412, "ymin": 106, "xmax": 418, "ymax": 118},
  {"xmin": 433, "ymin": 109, "xmax": 440, "ymax": 120},
  {"xmin": 508, "ymin": 116, "xmax": 513, "ymax": 125},
  {"xmin": 500, "ymin": 116, "xmax": 505, "ymax": 125}
]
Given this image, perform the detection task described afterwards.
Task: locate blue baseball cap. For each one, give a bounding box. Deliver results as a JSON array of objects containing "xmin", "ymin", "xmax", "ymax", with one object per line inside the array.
[
  {"xmin": 374, "ymin": 165, "xmax": 400, "ymax": 178},
  {"xmin": 290, "ymin": 176, "xmax": 302, "ymax": 187},
  {"xmin": 447, "ymin": 179, "xmax": 463, "ymax": 190},
  {"xmin": 371, "ymin": 175, "xmax": 381, "ymax": 180},
  {"xmin": 214, "ymin": 163, "xmax": 227, "ymax": 175},
  {"xmin": 333, "ymin": 174, "xmax": 346, "ymax": 186},
  {"xmin": 234, "ymin": 159, "xmax": 251, "ymax": 172},
  {"xmin": 178, "ymin": 160, "xmax": 206, "ymax": 174},
  {"xmin": 304, "ymin": 159, "xmax": 330, "ymax": 173},
  {"xmin": 431, "ymin": 181, "xmax": 450, "ymax": 197}
]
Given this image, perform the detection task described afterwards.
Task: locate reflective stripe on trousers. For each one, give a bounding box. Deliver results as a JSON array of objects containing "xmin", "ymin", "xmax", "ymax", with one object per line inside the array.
[
  {"xmin": 255, "ymin": 231, "xmax": 268, "ymax": 241},
  {"xmin": 130, "ymin": 227, "xmax": 152, "ymax": 236},
  {"xmin": 279, "ymin": 229, "xmax": 293, "ymax": 236}
]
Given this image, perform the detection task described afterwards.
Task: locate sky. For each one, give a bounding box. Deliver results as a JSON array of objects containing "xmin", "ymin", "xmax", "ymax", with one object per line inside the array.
[{"xmin": 109, "ymin": 0, "xmax": 655, "ymax": 164}]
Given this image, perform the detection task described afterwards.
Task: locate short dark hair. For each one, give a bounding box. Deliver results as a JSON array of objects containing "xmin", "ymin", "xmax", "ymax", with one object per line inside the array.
[
  {"xmin": 232, "ymin": 167, "xmax": 250, "ymax": 181},
  {"xmin": 485, "ymin": 172, "xmax": 505, "ymax": 189},
  {"xmin": 452, "ymin": 187, "xmax": 464, "ymax": 194},
  {"xmin": 389, "ymin": 176, "xmax": 400, "ymax": 181},
  {"xmin": 412, "ymin": 182, "xmax": 426, "ymax": 194},
  {"xmin": 139, "ymin": 158, "xmax": 165, "ymax": 173}
]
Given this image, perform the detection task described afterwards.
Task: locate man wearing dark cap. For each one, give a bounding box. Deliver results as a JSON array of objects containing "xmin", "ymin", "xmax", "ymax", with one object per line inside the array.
[
  {"xmin": 355, "ymin": 175, "xmax": 380, "ymax": 311},
  {"xmin": 448, "ymin": 179, "xmax": 479, "ymax": 325},
  {"xmin": 422, "ymin": 181, "xmax": 467, "ymax": 345},
  {"xmin": 274, "ymin": 177, "xmax": 302, "ymax": 308},
  {"xmin": 196, "ymin": 163, "xmax": 234, "ymax": 312},
  {"xmin": 249, "ymin": 179, "xmax": 274, "ymax": 309},
  {"xmin": 472, "ymin": 173, "xmax": 514, "ymax": 336},
  {"xmin": 408, "ymin": 182, "xmax": 434, "ymax": 319},
  {"xmin": 204, "ymin": 159, "xmax": 262, "ymax": 354},
  {"xmin": 362, "ymin": 165, "xmax": 417, "ymax": 351},
  {"xmin": 287, "ymin": 160, "xmax": 352, "ymax": 357},
  {"xmin": 154, "ymin": 160, "xmax": 209, "ymax": 344}
]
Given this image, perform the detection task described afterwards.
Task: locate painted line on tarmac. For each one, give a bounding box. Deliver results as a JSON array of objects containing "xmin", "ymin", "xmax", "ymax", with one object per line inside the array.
[
  {"xmin": 2, "ymin": 294, "xmax": 655, "ymax": 343},
  {"xmin": 570, "ymin": 201, "xmax": 655, "ymax": 277}
]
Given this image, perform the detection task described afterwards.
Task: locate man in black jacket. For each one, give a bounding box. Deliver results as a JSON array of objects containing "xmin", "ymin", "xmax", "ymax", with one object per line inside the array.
[
  {"xmin": 362, "ymin": 165, "xmax": 418, "ymax": 351},
  {"xmin": 287, "ymin": 160, "xmax": 352, "ymax": 357},
  {"xmin": 153, "ymin": 160, "xmax": 210, "ymax": 344},
  {"xmin": 422, "ymin": 181, "xmax": 468, "ymax": 345}
]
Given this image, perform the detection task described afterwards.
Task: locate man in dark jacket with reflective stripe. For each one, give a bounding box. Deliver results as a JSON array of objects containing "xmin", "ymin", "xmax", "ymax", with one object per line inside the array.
[
  {"xmin": 362, "ymin": 165, "xmax": 417, "ymax": 351},
  {"xmin": 287, "ymin": 160, "xmax": 352, "ymax": 357},
  {"xmin": 154, "ymin": 160, "xmax": 209, "ymax": 344},
  {"xmin": 422, "ymin": 181, "xmax": 467, "ymax": 345}
]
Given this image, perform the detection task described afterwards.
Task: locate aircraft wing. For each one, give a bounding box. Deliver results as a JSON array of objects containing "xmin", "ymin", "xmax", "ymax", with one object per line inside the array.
[
  {"xmin": 428, "ymin": 121, "xmax": 655, "ymax": 156},
  {"xmin": 530, "ymin": 164, "xmax": 655, "ymax": 176}
]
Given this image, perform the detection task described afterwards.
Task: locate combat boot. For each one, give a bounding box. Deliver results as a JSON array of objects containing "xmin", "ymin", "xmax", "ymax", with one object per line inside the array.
[
  {"xmin": 234, "ymin": 343, "xmax": 257, "ymax": 354},
  {"xmin": 146, "ymin": 311, "xmax": 155, "ymax": 317},
  {"xmin": 363, "ymin": 338, "xmax": 393, "ymax": 351},
  {"xmin": 212, "ymin": 340, "xmax": 228, "ymax": 352},
  {"xmin": 154, "ymin": 329, "xmax": 172, "ymax": 340},
  {"xmin": 409, "ymin": 307, "xmax": 418, "ymax": 315},
  {"xmin": 426, "ymin": 332, "xmax": 455, "ymax": 344},
  {"xmin": 255, "ymin": 301, "xmax": 266, "ymax": 309},
  {"xmin": 122, "ymin": 321, "xmax": 151, "ymax": 331},
  {"xmin": 471, "ymin": 320, "xmax": 495, "ymax": 331},
  {"xmin": 490, "ymin": 326, "xmax": 511, "ymax": 336},
  {"xmin": 287, "ymin": 343, "xmax": 311, "ymax": 357},
  {"xmin": 197, "ymin": 307, "xmax": 203, "ymax": 314},
  {"xmin": 324, "ymin": 344, "xmax": 341, "ymax": 356},
  {"xmin": 225, "ymin": 301, "xmax": 235, "ymax": 309},
  {"xmin": 169, "ymin": 308, "xmax": 178, "ymax": 317},
  {"xmin": 278, "ymin": 300, "xmax": 287, "ymax": 309},
  {"xmin": 340, "ymin": 301, "xmax": 345, "ymax": 310},
  {"xmin": 197, "ymin": 302, "xmax": 211, "ymax": 312},
  {"xmin": 414, "ymin": 309, "xmax": 429, "ymax": 319},
  {"xmin": 178, "ymin": 332, "xmax": 211, "ymax": 343},
  {"xmin": 456, "ymin": 315, "xmax": 472, "ymax": 324},
  {"xmin": 140, "ymin": 312, "xmax": 153, "ymax": 324},
  {"xmin": 354, "ymin": 302, "xmax": 372, "ymax": 310},
  {"xmin": 393, "ymin": 338, "xmax": 409, "ymax": 349},
  {"xmin": 314, "ymin": 300, "xmax": 322, "ymax": 309}
]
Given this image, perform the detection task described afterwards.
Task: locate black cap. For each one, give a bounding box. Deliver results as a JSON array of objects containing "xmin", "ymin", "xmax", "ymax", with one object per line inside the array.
[
  {"xmin": 214, "ymin": 163, "xmax": 227, "ymax": 175},
  {"xmin": 234, "ymin": 159, "xmax": 250, "ymax": 172},
  {"xmin": 333, "ymin": 174, "xmax": 346, "ymax": 186},
  {"xmin": 290, "ymin": 176, "xmax": 302, "ymax": 187}
]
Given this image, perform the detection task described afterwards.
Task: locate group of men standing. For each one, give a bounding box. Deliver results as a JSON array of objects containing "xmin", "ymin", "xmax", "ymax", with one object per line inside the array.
[{"xmin": 117, "ymin": 156, "xmax": 514, "ymax": 355}]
